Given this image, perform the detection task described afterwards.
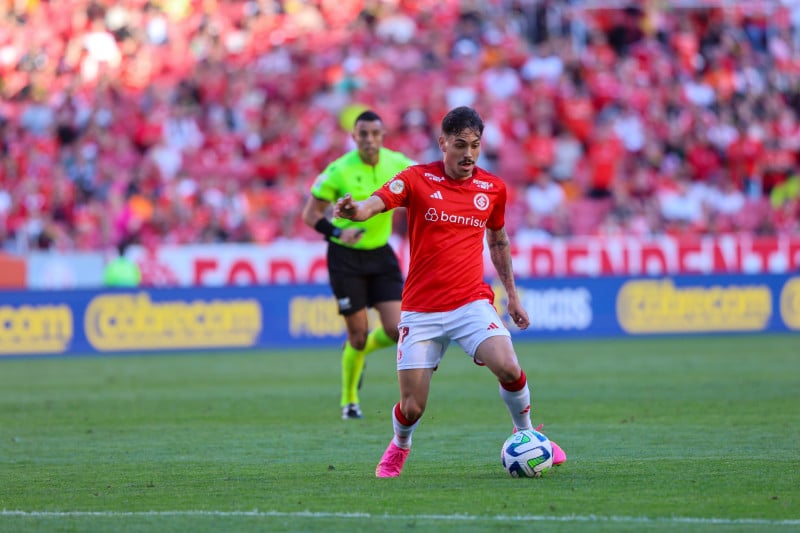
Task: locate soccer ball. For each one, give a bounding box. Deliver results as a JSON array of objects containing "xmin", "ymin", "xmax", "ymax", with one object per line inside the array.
[{"xmin": 501, "ymin": 429, "xmax": 554, "ymax": 478}]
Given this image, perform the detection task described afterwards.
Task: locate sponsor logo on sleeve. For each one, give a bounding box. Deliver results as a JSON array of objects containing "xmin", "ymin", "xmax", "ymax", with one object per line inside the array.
[{"xmin": 389, "ymin": 179, "xmax": 405, "ymax": 194}]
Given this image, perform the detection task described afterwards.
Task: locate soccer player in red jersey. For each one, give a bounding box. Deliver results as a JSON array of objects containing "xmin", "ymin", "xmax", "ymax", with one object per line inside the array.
[{"xmin": 334, "ymin": 106, "xmax": 566, "ymax": 477}]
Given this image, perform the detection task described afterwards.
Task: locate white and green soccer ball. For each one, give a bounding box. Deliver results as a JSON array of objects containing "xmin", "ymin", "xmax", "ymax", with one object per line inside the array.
[{"xmin": 501, "ymin": 429, "xmax": 553, "ymax": 478}]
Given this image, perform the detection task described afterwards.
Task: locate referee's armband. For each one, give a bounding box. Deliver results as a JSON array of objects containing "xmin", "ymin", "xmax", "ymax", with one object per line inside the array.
[{"xmin": 314, "ymin": 218, "xmax": 342, "ymax": 241}]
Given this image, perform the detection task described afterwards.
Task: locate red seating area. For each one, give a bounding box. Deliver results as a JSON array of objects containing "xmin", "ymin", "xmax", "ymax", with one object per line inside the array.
[
  {"xmin": 0, "ymin": 0, "xmax": 798, "ymax": 253},
  {"xmin": 568, "ymin": 198, "xmax": 614, "ymax": 236}
]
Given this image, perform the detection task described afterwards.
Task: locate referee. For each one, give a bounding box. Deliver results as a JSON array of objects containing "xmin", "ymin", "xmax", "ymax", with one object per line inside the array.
[{"xmin": 301, "ymin": 110, "xmax": 414, "ymax": 419}]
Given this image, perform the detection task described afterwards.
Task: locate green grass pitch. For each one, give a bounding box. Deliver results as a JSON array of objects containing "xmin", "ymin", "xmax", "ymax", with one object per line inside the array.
[{"xmin": 1, "ymin": 335, "xmax": 798, "ymax": 532}]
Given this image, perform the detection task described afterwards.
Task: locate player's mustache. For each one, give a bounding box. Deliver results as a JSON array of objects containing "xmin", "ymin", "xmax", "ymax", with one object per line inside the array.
[{"xmin": 459, "ymin": 159, "xmax": 474, "ymax": 165}]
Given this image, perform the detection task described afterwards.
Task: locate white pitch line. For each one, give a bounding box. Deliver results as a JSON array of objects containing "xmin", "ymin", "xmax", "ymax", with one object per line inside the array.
[{"xmin": 1, "ymin": 510, "xmax": 799, "ymax": 527}]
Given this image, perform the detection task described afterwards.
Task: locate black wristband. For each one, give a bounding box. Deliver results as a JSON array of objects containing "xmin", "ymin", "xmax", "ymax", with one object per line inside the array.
[{"xmin": 314, "ymin": 218, "xmax": 342, "ymax": 241}]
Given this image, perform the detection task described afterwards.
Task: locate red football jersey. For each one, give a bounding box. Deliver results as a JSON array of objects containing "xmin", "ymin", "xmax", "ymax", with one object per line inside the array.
[{"xmin": 373, "ymin": 161, "xmax": 506, "ymax": 312}]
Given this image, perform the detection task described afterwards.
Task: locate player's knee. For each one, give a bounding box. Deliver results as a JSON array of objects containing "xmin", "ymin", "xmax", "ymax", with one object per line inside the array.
[
  {"xmin": 399, "ymin": 398, "xmax": 425, "ymax": 423},
  {"xmin": 495, "ymin": 365, "xmax": 523, "ymax": 385},
  {"xmin": 348, "ymin": 333, "xmax": 368, "ymax": 351}
]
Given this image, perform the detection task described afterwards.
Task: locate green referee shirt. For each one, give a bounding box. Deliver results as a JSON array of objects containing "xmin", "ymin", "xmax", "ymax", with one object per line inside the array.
[
  {"xmin": 310, "ymin": 147, "xmax": 414, "ymax": 250},
  {"xmin": 103, "ymin": 257, "xmax": 142, "ymax": 287}
]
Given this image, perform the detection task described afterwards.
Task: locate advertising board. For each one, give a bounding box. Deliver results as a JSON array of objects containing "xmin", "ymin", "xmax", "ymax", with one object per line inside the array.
[{"xmin": 1, "ymin": 274, "xmax": 797, "ymax": 357}]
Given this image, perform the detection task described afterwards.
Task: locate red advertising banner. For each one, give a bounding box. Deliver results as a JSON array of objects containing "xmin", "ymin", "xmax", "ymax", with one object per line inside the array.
[
  {"xmin": 123, "ymin": 235, "xmax": 800, "ymax": 287},
  {"xmin": 510, "ymin": 235, "xmax": 800, "ymax": 277}
]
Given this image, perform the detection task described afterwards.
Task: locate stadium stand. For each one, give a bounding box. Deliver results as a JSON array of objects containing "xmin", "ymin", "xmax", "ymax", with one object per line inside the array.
[{"xmin": 0, "ymin": 0, "xmax": 798, "ymax": 253}]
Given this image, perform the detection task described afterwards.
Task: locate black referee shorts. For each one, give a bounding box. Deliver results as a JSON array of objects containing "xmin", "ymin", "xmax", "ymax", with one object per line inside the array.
[{"xmin": 327, "ymin": 242, "xmax": 404, "ymax": 316}]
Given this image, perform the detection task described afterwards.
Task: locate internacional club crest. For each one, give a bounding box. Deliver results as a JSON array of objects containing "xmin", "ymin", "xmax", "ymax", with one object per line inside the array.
[{"xmin": 474, "ymin": 193, "xmax": 490, "ymax": 210}]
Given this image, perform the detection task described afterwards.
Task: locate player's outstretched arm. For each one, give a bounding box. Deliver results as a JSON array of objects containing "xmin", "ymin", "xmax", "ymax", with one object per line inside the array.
[
  {"xmin": 487, "ymin": 227, "xmax": 530, "ymax": 330},
  {"xmin": 333, "ymin": 193, "xmax": 386, "ymax": 221}
]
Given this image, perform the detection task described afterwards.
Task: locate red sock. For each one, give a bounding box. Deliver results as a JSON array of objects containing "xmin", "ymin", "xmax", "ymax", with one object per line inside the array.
[
  {"xmin": 392, "ymin": 402, "xmax": 420, "ymax": 449},
  {"xmin": 394, "ymin": 402, "xmax": 415, "ymax": 426},
  {"xmin": 501, "ymin": 370, "xmax": 527, "ymax": 392}
]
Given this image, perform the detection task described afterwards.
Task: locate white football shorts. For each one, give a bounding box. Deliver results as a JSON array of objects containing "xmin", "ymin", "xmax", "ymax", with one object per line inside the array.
[{"xmin": 395, "ymin": 299, "xmax": 510, "ymax": 370}]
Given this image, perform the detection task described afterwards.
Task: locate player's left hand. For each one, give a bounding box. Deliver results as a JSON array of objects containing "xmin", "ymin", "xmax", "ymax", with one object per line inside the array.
[
  {"xmin": 507, "ymin": 300, "xmax": 530, "ymax": 330},
  {"xmin": 333, "ymin": 193, "xmax": 357, "ymax": 219}
]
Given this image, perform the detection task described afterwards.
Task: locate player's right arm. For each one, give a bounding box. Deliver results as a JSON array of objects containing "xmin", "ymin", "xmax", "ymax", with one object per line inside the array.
[{"xmin": 334, "ymin": 193, "xmax": 386, "ymax": 222}]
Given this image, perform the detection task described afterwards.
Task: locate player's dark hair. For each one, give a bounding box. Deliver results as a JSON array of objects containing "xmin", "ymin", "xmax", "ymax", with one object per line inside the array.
[
  {"xmin": 355, "ymin": 110, "xmax": 382, "ymax": 124},
  {"xmin": 441, "ymin": 106, "xmax": 484, "ymax": 137}
]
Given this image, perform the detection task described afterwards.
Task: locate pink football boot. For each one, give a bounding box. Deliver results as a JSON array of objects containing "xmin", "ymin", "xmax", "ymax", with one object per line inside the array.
[
  {"xmin": 514, "ymin": 424, "xmax": 567, "ymax": 466},
  {"xmin": 375, "ymin": 441, "xmax": 410, "ymax": 478}
]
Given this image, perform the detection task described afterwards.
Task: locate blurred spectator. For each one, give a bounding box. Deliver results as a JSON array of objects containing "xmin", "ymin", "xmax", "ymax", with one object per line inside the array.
[
  {"xmin": 103, "ymin": 238, "xmax": 141, "ymax": 287},
  {"xmin": 725, "ymin": 123, "xmax": 764, "ymax": 196},
  {"xmin": 611, "ymin": 100, "xmax": 646, "ymax": 153},
  {"xmin": 657, "ymin": 166, "xmax": 708, "ymax": 235},
  {"xmin": 770, "ymin": 173, "xmax": 800, "ymax": 234},
  {"xmin": 480, "ymin": 54, "xmax": 522, "ymax": 102},
  {"xmin": 607, "ymin": 6, "xmax": 645, "ymax": 57},
  {"xmin": 524, "ymin": 118, "xmax": 556, "ymax": 179},
  {"xmin": 523, "ymin": 171, "xmax": 568, "ymax": 237},
  {"xmin": 704, "ymin": 170, "xmax": 747, "ymax": 234},
  {"xmin": 520, "ymin": 39, "xmax": 563, "ymax": 84},
  {"xmin": 612, "ymin": 162, "xmax": 660, "ymax": 237},
  {"xmin": 685, "ymin": 127, "xmax": 722, "ymax": 183},
  {"xmin": 761, "ymin": 136, "xmax": 797, "ymax": 196},
  {"xmin": 550, "ymin": 126, "xmax": 583, "ymax": 185},
  {"xmin": 582, "ymin": 118, "xmax": 625, "ymax": 199},
  {"xmin": 556, "ymin": 73, "xmax": 594, "ymax": 145}
]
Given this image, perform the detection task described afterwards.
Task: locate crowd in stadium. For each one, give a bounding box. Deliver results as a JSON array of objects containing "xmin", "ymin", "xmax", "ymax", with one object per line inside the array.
[{"xmin": 0, "ymin": 0, "xmax": 799, "ymax": 253}]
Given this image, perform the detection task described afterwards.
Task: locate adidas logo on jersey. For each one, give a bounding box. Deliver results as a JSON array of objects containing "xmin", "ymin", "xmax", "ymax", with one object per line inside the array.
[{"xmin": 430, "ymin": 191, "xmax": 443, "ymax": 199}]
